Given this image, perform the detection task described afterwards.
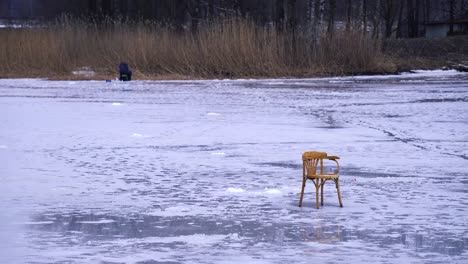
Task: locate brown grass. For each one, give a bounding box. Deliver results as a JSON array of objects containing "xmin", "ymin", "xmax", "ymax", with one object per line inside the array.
[
  {"xmin": 383, "ymin": 36, "xmax": 468, "ymax": 72},
  {"xmin": 0, "ymin": 17, "xmax": 392, "ymax": 79}
]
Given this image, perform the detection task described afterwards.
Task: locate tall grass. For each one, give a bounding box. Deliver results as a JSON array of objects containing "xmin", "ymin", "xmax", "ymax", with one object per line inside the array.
[{"xmin": 0, "ymin": 17, "xmax": 389, "ymax": 79}]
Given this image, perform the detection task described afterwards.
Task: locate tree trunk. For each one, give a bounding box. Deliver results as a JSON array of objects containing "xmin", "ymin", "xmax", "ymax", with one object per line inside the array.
[
  {"xmin": 318, "ymin": 0, "xmax": 325, "ymax": 33},
  {"xmin": 208, "ymin": 0, "xmax": 215, "ymax": 19},
  {"xmin": 449, "ymin": 0, "xmax": 455, "ymax": 35},
  {"xmin": 288, "ymin": 0, "xmax": 297, "ymax": 59},
  {"xmin": 372, "ymin": 0, "xmax": 381, "ymax": 38},
  {"xmin": 276, "ymin": 0, "xmax": 285, "ymax": 32},
  {"xmin": 382, "ymin": 0, "xmax": 396, "ymax": 38},
  {"xmin": 423, "ymin": 0, "xmax": 430, "ymax": 24},
  {"xmin": 346, "ymin": 0, "xmax": 352, "ymax": 31},
  {"xmin": 308, "ymin": 0, "xmax": 316, "ymax": 38},
  {"xmin": 361, "ymin": 0, "xmax": 367, "ymax": 33},
  {"xmin": 407, "ymin": 0, "xmax": 415, "ymax": 37},
  {"xmin": 308, "ymin": 0, "xmax": 315, "ymax": 24},
  {"xmin": 283, "ymin": 0, "xmax": 289, "ymax": 30},
  {"xmin": 118, "ymin": 0, "xmax": 128, "ymax": 17},
  {"xmin": 414, "ymin": 0, "xmax": 420, "ymax": 37},
  {"xmin": 88, "ymin": 0, "xmax": 97, "ymax": 14},
  {"xmin": 328, "ymin": 0, "xmax": 336, "ymax": 35},
  {"xmin": 396, "ymin": 0, "xmax": 404, "ymax": 38},
  {"xmin": 102, "ymin": 0, "xmax": 112, "ymax": 16}
]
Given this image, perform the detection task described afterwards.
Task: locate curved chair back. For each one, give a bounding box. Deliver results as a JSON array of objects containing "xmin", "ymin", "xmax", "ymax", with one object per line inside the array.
[{"xmin": 302, "ymin": 151, "xmax": 327, "ymax": 177}]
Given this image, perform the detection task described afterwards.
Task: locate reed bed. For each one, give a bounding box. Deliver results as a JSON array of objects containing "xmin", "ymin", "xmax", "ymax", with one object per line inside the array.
[{"xmin": 0, "ymin": 17, "xmax": 390, "ymax": 79}]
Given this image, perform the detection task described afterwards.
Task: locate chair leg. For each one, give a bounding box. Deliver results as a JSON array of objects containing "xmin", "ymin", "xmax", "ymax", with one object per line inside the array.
[
  {"xmin": 335, "ymin": 179, "xmax": 343, "ymax": 207},
  {"xmin": 315, "ymin": 182, "xmax": 320, "ymax": 209},
  {"xmin": 320, "ymin": 179, "xmax": 324, "ymax": 206},
  {"xmin": 299, "ymin": 178, "xmax": 306, "ymax": 207}
]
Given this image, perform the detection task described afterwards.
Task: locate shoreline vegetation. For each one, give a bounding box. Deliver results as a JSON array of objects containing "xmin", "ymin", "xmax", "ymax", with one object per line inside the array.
[{"xmin": 0, "ymin": 17, "xmax": 467, "ymax": 80}]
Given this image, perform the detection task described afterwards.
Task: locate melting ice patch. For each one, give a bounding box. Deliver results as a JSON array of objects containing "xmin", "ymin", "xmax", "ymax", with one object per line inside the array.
[
  {"xmin": 131, "ymin": 133, "xmax": 150, "ymax": 138},
  {"xmin": 206, "ymin": 112, "xmax": 221, "ymax": 116},
  {"xmin": 226, "ymin": 187, "xmax": 245, "ymax": 193},
  {"xmin": 114, "ymin": 234, "xmax": 227, "ymax": 246},
  {"xmin": 263, "ymin": 189, "xmax": 282, "ymax": 195},
  {"xmin": 22, "ymin": 221, "xmax": 54, "ymax": 225},
  {"xmin": 77, "ymin": 219, "xmax": 115, "ymax": 224},
  {"xmin": 226, "ymin": 188, "xmax": 282, "ymax": 196},
  {"xmin": 146, "ymin": 205, "xmax": 215, "ymax": 217},
  {"xmin": 71, "ymin": 67, "xmax": 95, "ymax": 78},
  {"xmin": 111, "ymin": 102, "xmax": 123, "ymax": 106},
  {"xmin": 211, "ymin": 152, "xmax": 226, "ymax": 156}
]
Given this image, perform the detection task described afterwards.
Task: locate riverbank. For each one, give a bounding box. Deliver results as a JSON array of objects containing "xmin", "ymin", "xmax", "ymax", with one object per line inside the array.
[{"xmin": 0, "ymin": 18, "xmax": 467, "ymax": 80}]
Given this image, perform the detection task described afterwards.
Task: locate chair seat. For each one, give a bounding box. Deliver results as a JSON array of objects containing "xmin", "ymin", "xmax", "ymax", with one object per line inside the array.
[{"xmin": 308, "ymin": 173, "xmax": 339, "ymax": 180}]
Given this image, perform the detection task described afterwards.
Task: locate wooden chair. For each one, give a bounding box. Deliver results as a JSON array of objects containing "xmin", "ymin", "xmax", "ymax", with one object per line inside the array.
[{"xmin": 299, "ymin": 151, "xmax": 343, "ymax": 209}]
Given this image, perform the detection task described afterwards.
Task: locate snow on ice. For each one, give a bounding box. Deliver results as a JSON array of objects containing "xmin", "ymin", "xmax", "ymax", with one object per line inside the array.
[{"xmin": 0, "ymin": 70, "xmax": 467, "ymax": 263}]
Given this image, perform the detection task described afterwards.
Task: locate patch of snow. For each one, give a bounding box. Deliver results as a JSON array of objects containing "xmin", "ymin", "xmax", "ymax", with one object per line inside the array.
[
  {"xmin": 131, "ymin": 133, "xmax": 150, "ymax": 138},
  {"xmin": 71, "ymin": 67, "xmax": 96, "ymax": 78},
  {"xmin": 22, "ymin": 221, "xmax": 54, "ymax": 225},
  {"xmin": 264, "ymin": 189, "xmax": 282, "ymax": 195},
  {"xmin": 77, "ymin": 219, "xmax": 115, "ymax": 224},
  {"xmin": 146, "ymin": 205, "xmax": 215, "ymax": 217},
  {"xmin": 0, "ymin": 23, "xmax": 23, "ymax": 29},
  {"xmin": 226, "ymin": 187, "xmax": 245, "ymax": 193}
]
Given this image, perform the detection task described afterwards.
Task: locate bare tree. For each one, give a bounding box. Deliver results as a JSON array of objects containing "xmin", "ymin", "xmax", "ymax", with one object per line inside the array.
[
  {"xmin": 371, "ymin": 0, "xmax": 381, "ymax": 38},
  {"xmin": 449, "ymin": 0, "xmax": 455, "ymax": 35},
  {"xmin": 396, "ymin": 0, "xmax": 404, "ymax": 38},
  {"xmin": 275, "ymin": 0, "xmax": 286, "ymax": 31},
  {"xmin": 307, "ymin": 0, "xmax": 317, "ymax": 37},
  {"xmin": 423, "ymin": 0, "xmax": 431, "ymax": 24},
  {"xmin": 88, "ymin": 0, "xmax": 97, "ymax": 14},
  {"xmin": 407, "ymin": 0, "xmax": 416, "ymax": 37},
  {"xmin": 381, "ymin": 0, "xmax": 398, "ymax": 38},
  {"xmin": 361, "ymin": 0, "xmax": 368, "ymax": 32},
  {"xmin": 307, "ymin": 0, "xmax": 315, "ymax": 25},
  {"xmin": 328, "ymin": 0, "xmax": 336, "ymax": 34},
  {"xmin": 317, "ymin": 0, "xmax": 325, "ymax": 33},
  {"xmin": 415, "ymin": 0, "xmax": 420, "ymax": 37},
  {"xmin": 287, "ymin": 0, "xmax": 298, "ymax": 30},
  {"xmin": 346, "ymin": 0, "xmax": 352, "ymax": 31}
]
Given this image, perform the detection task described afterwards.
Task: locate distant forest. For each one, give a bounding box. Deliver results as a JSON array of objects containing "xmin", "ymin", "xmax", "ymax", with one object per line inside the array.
[{"xmin": 0, "ymin": 0, "xmax": 467, "ymax": 38}]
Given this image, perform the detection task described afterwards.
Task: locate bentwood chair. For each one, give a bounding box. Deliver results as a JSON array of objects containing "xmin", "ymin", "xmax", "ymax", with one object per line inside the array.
[{"xmin": 299, "ymin": 151, "xmax": 343, "ymax": 209}]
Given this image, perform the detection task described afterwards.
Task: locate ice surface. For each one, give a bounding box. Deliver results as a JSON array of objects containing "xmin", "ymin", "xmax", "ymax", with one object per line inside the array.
[
  {"xmin": 227, "ymin": 187, "xmax": 245, "ymax": 193},
  {"xmin": 0, "ymin": 71, "xmax": 467, "ymax": 263}
]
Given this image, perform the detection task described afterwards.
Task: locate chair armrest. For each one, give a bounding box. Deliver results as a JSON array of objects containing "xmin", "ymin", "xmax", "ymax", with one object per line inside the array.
[{"xmin": 326, "ymin": 156, "xmax": 340, "ymax": 174}]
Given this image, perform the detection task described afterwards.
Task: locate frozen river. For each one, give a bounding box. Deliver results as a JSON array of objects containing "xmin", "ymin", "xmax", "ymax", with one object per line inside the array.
[{"xmin": 1, "ymin": 70, "xmax": 467, "ymax": 263}]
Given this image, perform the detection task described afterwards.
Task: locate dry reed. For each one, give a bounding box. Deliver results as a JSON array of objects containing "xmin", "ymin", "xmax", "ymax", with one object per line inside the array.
[{"xmin": 0, "ymin": 17, "xmax": 390, "ymax": 79}]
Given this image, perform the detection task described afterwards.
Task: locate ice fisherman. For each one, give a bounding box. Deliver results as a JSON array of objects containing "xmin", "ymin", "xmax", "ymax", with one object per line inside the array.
[{"xmin": 119, "ymin": 62, "xmax": 132, "ymax": 81}]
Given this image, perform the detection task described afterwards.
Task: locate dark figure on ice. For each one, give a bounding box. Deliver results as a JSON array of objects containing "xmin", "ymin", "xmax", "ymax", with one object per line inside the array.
[{"xmin": 119, "ymin": 63, "xmax": 132, "ymax": 81}]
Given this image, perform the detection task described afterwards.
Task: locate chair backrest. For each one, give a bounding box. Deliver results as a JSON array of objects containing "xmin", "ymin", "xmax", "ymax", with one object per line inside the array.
[
  {"xmin": 302, "ymin": 151, "xmax": 327, "ymax": 160},
  {"xmin": 302, "ymin": 151, "xmax": 327, "ymax": 176}
]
